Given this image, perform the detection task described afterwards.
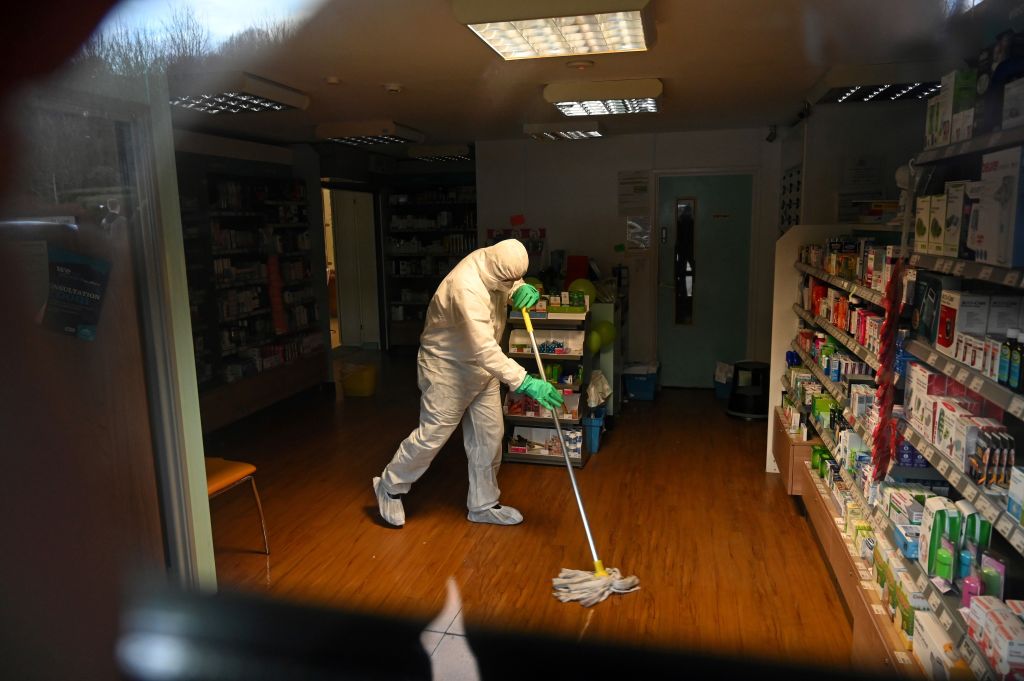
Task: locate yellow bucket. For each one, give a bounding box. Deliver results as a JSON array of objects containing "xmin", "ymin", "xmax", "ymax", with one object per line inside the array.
[{"xmin": 341, "ymin": 363, "xmax": 377, "ymax": 397}]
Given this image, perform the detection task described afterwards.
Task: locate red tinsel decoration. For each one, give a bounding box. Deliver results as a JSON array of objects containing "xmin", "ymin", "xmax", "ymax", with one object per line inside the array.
[{"xmin": 871, "ymin": 258, "xmax": 904, "ymax": 481}]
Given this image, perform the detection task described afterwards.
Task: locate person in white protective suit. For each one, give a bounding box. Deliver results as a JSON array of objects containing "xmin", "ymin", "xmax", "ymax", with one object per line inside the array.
[{"xmin": 373, "ymin": 239, "xmax": 564, "ymax": 526}]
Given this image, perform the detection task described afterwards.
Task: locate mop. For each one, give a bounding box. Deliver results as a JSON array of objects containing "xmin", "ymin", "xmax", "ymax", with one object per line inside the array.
[{"xmin": 520, "ymin": 309, "xmax": 640, "ymax": 607}]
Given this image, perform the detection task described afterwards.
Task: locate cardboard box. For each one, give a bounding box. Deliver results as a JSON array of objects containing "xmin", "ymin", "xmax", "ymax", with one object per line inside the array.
[
  {"xmin": 946, "ymin": 68, "xmax": 979, "ymax": 116},
  {"xmin": 907, "ymin": 362, "xmax": 948, "ymax": 438},
  {"xmin": 915, "ymin": 195, "xmax": 932, "ymax": 254},
  {"xmin": 984, "ymin": 608, "xmax": 1024, "ymax": 678},
  {"xmin": 935, "ymin": 400, "xmax": 976, "ymax": 461},
  {"xmin": 936, "ymin": 291, "xmax": 990, "ymax": 358},
  {"xmin": 1009, "ymin": 466, "xmax": 1024, "ymax": 522},
  {"xmin": 914, "ymin": 611, "xmax": 971, "ymax": 681},
  {"xmin": 969, "ymin": 595, "xmax": 1008, "ymax": 650},
  {"xmin": 926, "ymin": 96, "xmax": 940, "ymax": 149},
  {"xmin": 936, "ymin": 89, "xmax": 954, "ymax": 147},
  {"xmin": 919, "ymin": 497, "xmax": 960, "ymax": 577},
  {"xmin": 978, "ymin": 146, "xmax": 1024, "ymax": 267},
  {"xmin": 989, "ymin": 297, "xmax": 1022, "ymax": 336},
  {"xmin": 954, "ymin": 107, "xmax": 976, "ymax": 143}
]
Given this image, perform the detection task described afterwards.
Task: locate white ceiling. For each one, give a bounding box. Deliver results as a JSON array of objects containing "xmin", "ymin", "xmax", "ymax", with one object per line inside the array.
[{"xmin": 171, "ymin": 0, "xmax": 955, "ymax": 145}]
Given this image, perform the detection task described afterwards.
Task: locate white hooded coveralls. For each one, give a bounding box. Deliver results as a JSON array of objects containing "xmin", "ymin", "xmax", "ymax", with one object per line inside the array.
[{"xmin": 380, "ymin": 240, "xmax": 530, "ymax": 512}]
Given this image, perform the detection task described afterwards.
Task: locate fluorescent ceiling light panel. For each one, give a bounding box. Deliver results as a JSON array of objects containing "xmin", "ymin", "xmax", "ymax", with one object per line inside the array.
[
  {"xmin": 315, "ymin": 120, "xmax": 425, "ymax": 146},
  {"xmin": 168, "ymin": 71, "xmax": 309, "ymax": 114},
  {"xmin": 453, "ymin": 0, "xmax": 650, "ymax": 60},
  {"xmin": 543, "ymin": 78, "xmax": 662, "ymax": 116},
  {"xmin": 524, "ymin": 121, "xmax": 603, "ymax": 140},
  {"xmin": 408, "ymin": 145, "xmax": 472, "ymax": 162}
]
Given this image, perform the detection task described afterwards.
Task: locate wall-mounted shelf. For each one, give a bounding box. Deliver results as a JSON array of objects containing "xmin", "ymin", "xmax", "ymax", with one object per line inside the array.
[
  {"xmin": 914, "ymin": 125, "xmax": 1024, "ymax": 165},
  {"xmin": 908, "ymin": 253, "xmax": 1024, "ymax": 290},
  {"xmin": 905, "ymin": 338, "xmax": 1024, "ymax": 419},
  {"xmin": 795, "ymin": 262, "xmax": 885, "ymax": 307}
]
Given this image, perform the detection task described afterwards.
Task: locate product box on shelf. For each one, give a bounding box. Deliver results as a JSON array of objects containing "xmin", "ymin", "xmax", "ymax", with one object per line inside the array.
[
  {"xmin": 969, "ymin": 595, "xmax": 1009, "ymax": 650},
  {"xmin": 937, "ymin": 291, "xmax": 991, "ymax": 358},
  {"xmin": 935, "ymin": 399, "xmax": 976, "ymax": 460},
  {"xmin": 929, "ymin": 194, "xmax": 948, "ymax": 255},
  {"xmin": 916, "ymin": 196, "xmax": 932, "ymax": 254},
  {"xmin": 1004, "ymin": 77, "xmax": 1024, "ymax": 130},
  {"xmin": 945, "ymin": 181, "xmax": 970, "ymax": 258},
  {"xmin": 919, "ymin": 497, "xmax": 961, "ymax": 578},
  {"xmin": 1009, "ymin": 467, "xmax": 1024, "ymax": 522},
  {"xmin": 977, "ymin": 146, "xmax": 1024, "ymax": 268},
  {"xmin": 984, "ymin": 608, "xmax": 1024, "ymax": 678},
  {"xmin": 912, "ymin": 273, "xmax": 960, "ymax": 344},
  {"xmin": 914, "ymin": 611, "xmax": 972, "ymax": 680}
]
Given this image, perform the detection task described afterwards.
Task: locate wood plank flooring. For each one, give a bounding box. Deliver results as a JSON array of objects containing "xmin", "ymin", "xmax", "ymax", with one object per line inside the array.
[{"xmin": 205, "ymin": 354, "xmax": 851, "ymax": 670}]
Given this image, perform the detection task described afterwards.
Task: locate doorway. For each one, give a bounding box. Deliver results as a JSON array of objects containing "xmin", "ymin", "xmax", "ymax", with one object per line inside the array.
[
  {"xmin": 657, "ymin": 174, "xmax": 753, "ymax": 387},
  {"xmin": 324, "ymin": 189, "xmax": 381, "ymax": 349}
]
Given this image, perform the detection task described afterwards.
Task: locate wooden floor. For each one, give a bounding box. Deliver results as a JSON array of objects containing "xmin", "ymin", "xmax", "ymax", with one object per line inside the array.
[{"xmin": 206, "ymin": 353, "xmax": 851, "ymax": 670}]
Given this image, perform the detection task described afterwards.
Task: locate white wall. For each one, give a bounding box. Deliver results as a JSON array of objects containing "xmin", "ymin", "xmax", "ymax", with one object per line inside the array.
[{"xmin": 476, "ymin": 130, "xmax": 781, "ymax": 363}]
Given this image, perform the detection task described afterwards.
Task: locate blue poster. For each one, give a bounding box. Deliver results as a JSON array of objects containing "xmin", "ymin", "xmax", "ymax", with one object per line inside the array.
[{"xmin": 42, "ymin": 247, "xmax": 111, "ymax": 341}]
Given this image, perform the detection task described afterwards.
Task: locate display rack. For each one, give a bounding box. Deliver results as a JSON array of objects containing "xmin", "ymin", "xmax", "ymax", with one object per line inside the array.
[
  {"xmin": 381, "ymin": 181, "xmax": 477, "ymax": 348},
  {"xmin": 905, "ymin": 339, "xmax": 1024, "ymax": 418},
  {"xmin": 501, "ymin": 310, "xmax": 592, "ymax": 469},
  {"xmin": 914, "ymin": 125, "xmax": 1024, "ymax": 165},
  {"xmin": 908, "ymin": 253, "xmax": 1024, "ymax": 290},
  {"xmin": 179, "ymin": 172, "xmax": 326, "ymax": 432},
  {"xmin": 793, "ymin": 303, "xmax": 882, "ymax": 371}
]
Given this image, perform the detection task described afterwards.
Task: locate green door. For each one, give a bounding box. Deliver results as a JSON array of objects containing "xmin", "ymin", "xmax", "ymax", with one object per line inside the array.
[{"xmin": 657, "ymin": 174, "xmax": 753, "ymax": 387}]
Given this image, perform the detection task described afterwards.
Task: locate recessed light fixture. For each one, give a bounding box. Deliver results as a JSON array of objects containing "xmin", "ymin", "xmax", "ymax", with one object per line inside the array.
[
  {"xmin": 543, "ymin": 78, "xmax": 662, "ymax": 116},
  {"xmin": 452, "ymin": 0, "xmax": 651, "ymax": 60},
  {"xmin": 168, "ymin": 71, "xmax": 309, "ymax": 114},
  {"xmin": 408, "ymin": 145, "xmax": 472, "ymax": 162},
  {"xmin": 315, "ymin": 120, "xmax": 425, "ymax": 146},
  {"xmin": 524, "ymin": 121, "xmax": 604, "ymax": 140}
]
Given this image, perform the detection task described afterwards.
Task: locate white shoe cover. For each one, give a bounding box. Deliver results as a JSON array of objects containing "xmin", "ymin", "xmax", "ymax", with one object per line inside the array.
[
  {"xmin": 373, "ymin": 476, "xmax": 405, "ymax": 527},
  {"xmin": 467, "ymin": 504, "xmax": 523, "ymax": 525}
]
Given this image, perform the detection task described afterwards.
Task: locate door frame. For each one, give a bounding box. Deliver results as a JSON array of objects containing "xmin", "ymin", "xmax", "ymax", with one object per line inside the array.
[{"xmin": 651, "ymin": 166, "xmax": 763, "ymax": 366}]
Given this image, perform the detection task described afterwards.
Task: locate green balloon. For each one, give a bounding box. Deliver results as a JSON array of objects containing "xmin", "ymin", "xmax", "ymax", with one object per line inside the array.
[
  {"xmin": 586, "ymin": 330, "xmax": 603, "ymax": 354},
  {"xmin": 568, "ymin": 278, "xmax": 598, "ymax": 303},
  {"xmin": 592, "ymin": 320, "xmax": 616, "ymax": 349},
  {"xmin": 524, "ymin": 276, "xmax": 544, "ymax": 293}
]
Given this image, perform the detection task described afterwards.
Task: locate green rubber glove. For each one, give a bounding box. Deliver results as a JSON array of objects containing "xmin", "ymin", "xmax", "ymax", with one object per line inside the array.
[
  {"xmin": 510, "ymin": 283, "xmax": 540, "ymax": 310},
  {"xmin": 516, "ymin": 375, "xmax": 565, "ymax": 411}
]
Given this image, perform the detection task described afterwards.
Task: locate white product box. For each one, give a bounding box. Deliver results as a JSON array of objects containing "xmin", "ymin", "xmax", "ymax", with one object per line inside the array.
[
  {"xmin": 919, "ymin": 497, "xmax": 960, "ymax": 577},
  {"xmin": 945, "ymin": 181, "xmax": 969, "ymax": 258},
  {"xmin": 936, "ymin": 291, "xmax": 991, "ymax": 358},
  {"xmin": 1004, "ymin": 78, "xmax": 1024, "ymax": 130},
  {"xmin": 929, "ymin": 194, "xmax": 948, "ymax": 255},
  {"xmin": 1009, "ymin": 467, "xmax": 1024, "ymax": 523},
  {"xmin": 969, "ymin": 595, "xmax": 1008, "ymax": 651},
  {"xmin": 953, "ymin": 107, "xmax": 976, "ymax": 143},
  {"xmin": 977, "ymin": 146, "xmax": 1024, "ymax": 268},
  {"xmin": 953, "ymin": 415, "xmax": 988, "ymax": 472},
  {"xmin": 914, "ymin": 611, "xmax": 968, "ymax": 681},
  {"xmin": 937, "ymin": 89, "xmax": 954, "ymax": 147},
  {"xmin": 988, "ymin": 297, "xmax": 1022, "ymax": 336},
  {"xmin": 984, "ymin": 608, "xmax": 1024, "ymax": 678},
  {"xmin": 916, "ymin": 196, "xmax": 932, "ymax": 254},
  {"xmin": 907, "ymin": 362, "xmax": 947, "ymax": 439},
  {"xmin": 935, "ymin": 399, "xmax": 974, "ymax": 461}
]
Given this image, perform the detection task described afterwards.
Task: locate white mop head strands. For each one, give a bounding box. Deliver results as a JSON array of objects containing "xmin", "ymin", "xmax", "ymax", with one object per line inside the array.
[{"xmin": 552, "ymin": 567, "xmax": 640, "ymax": 607}]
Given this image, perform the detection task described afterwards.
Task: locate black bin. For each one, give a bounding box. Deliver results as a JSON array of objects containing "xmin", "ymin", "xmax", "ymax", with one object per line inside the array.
[{"xmin": 726, "ymin": 360, "xmax": 769, "ymax": 420}]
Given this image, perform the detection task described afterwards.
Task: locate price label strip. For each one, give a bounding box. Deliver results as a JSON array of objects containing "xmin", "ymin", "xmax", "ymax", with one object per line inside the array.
[
  {"xmin": 949, "ymin": 471, "xmax": 963, "ymax": 489},
  {"xmin": 940, "ymin": 609, "xmax": 954, "ymax": 631},
  {"xmin": 953, "ymin": 261, "xmax": 967, "ymax": 276},
  {"xmin": 1010, "ymin": 396, "xmax": 1024, "ymax": 419},
  {"xmin": 937, "ymin": 459, "xmax": 951, "ymax": 476},
  {"xmin": 956, "ymin": 368, "xmax": 970, "ymax": 384},
  {"xmin": 964, "ymin": 486, "xmax": 979, "ymax": 503},
  {"xmin": 928, "ymin": 591, "xmax": 942, "ymax": 612},
  {"xmin": 997, "ymin": 515, "xmax": 1016, "ymax": 539},
  {"xmin": 928, "ymin": 351, "xmax": 940, "ymax": 366},
  {"xmin": 860, "ymin": 569, "xmax": 872, "ymax": 580},
  {"xmin": 910, "ymin": 254, "xmax": 921, "ymax": 267},
  {"xmin": 917, "ymin": 573, "xmax": 930, "ymax": 592},
  {"xmin": 872, "ymin": 604, "xmax": 885, "ymax": 616},
  {"xmin": 860, "ymin": 580, "xmax": 874, "ymax": 591},
  {"xmin": 1005, "ymin": 270, "xmax": 1022, "ymax": 287},
  {"xmin": 1012, "ymin": 530, "xmax": 1024, "ymax": 556},
  {"xmin": 979, "ymin": 266, "xmax": 994, "ymax": 281},
  {"xmin": 969, "ymin": 375, "xmax": 985, "ymax": 393},
  {"xmin": 894, "ymin": 651, "xmax": 913, "ymax": 666}
]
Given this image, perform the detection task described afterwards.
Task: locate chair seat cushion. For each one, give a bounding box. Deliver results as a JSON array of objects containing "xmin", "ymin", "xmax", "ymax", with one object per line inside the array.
[{"xmin": 205, "ymin": 457, "xmax": 256, "ymax": 496}]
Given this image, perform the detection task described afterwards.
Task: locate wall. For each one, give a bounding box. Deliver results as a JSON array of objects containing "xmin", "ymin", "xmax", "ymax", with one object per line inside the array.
[
  {"xmin": 476, "ymin": 130, "xmax": 782, "ymax": 363},
  {"xmin": 801, "ymin": 100, "xmax": 925, "ymax": 223}
]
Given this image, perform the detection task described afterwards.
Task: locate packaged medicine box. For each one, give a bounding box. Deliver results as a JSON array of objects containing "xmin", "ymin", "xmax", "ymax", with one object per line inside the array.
[
  {"xmin": 929, "ymin": 194, "xmax": 948, "ymax": 255},
  {"xmin": 977, "ymin": 146, "xmax": 1024, "ymax": 267},
  {"xmin": 936, "ymin": 291, "xmax": 990, "ymax": 358},
  {"xmin": 915, "ymin": 196, "xmax": 932, "ymax": 254}
]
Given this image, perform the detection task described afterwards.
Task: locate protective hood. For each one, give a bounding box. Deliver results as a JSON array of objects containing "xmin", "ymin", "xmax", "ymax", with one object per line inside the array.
[{"xmin": 471, "ymin": 239, "xmax": 529, "ymax": 293}]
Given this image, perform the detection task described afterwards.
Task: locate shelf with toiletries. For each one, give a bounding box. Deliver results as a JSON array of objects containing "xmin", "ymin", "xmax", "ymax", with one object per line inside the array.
[
  {"xmin": 500, "ymin": 301, "xmax": 594, "ymax": 469},
  {"xmin": 795, "ymin": 261, "xmax": 886, "ymax": 308}
]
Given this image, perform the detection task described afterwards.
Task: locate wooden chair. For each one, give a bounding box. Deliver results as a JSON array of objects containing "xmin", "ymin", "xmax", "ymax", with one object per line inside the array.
[{"xmin": 206, "ymin": 457, "xmax": 269, "ymax": 555}]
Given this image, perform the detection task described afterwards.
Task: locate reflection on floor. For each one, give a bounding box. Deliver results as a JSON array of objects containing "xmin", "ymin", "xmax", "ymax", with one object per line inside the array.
[{"xmin": 205, "ymin": 351, "xmax": 851, "ymax": 674}]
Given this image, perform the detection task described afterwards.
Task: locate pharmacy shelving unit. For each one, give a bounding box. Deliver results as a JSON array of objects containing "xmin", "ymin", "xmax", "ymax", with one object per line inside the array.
[
  {"xmin": 381, "ymin": 182, "xmax": 477, "ymax": 348},
  {"xmin": 500, "ymin": 310, "xmax": 593, "ymax": 469},
  {"xmin": 180, "ymin": 174, "xmax": 326, "ymax": 432}
]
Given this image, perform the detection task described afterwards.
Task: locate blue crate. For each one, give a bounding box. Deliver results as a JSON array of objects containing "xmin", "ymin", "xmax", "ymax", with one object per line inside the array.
[{"xmin": 623, "ymin": 372, "xmax": 656, "ymax": 400}]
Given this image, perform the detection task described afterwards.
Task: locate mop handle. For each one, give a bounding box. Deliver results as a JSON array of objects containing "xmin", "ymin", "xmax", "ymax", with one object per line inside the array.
[{"xmin": 521, "ymin": 309, "xmax": 607, "ymax": 576}]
